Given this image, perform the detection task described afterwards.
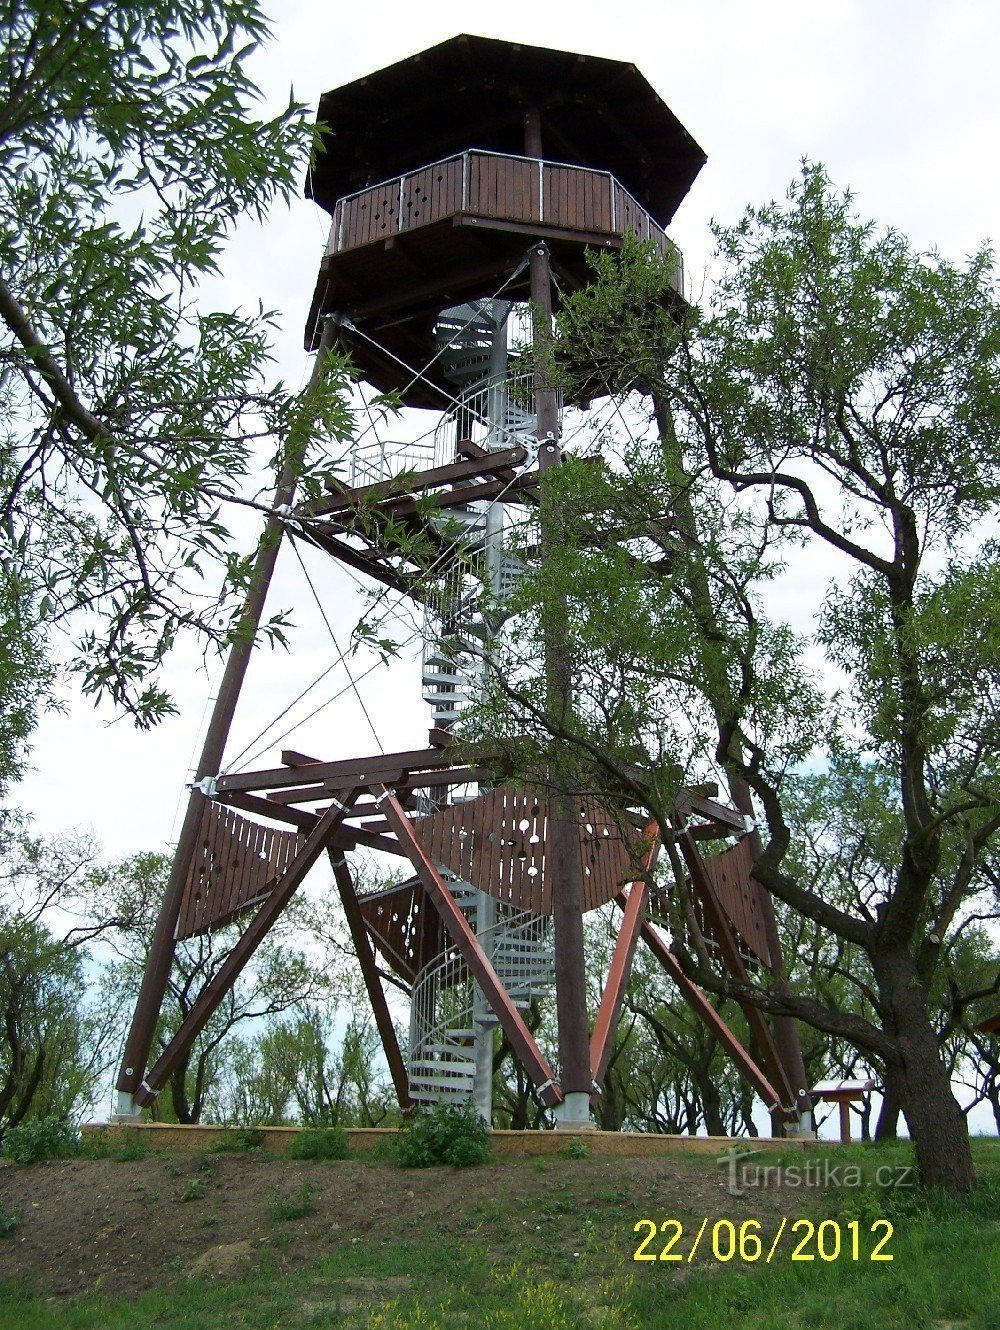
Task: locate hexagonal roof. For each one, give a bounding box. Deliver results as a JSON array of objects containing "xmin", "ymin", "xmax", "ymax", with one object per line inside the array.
[{"xmin": 307, "ymin": 34, "xmax": 706, "ymax": 227}]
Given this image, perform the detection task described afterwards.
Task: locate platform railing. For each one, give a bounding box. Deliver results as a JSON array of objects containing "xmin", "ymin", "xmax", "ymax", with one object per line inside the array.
[{"xmin": 327, "ymin": 149, "xmax": 682, "ymax": 288}]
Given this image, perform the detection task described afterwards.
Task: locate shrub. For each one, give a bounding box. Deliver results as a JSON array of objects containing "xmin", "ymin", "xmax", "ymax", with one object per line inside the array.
[
  {"xmin": 0, "ymin": 1202, "xmax": 18, "ymax": 1237},
  {"xmin": 560, "ymin": 1137, "xmax": 590, "ymax": 1160},
  {"xmin": 269, "ymin": 1180, "xmax": 315, "ymax": 1221},
  {"xmin": 396, "ymin": 1101, "xmax": 490, "ymax": 1169},
  {"xmin": 212, "ymin": 1127, "xmax": 266, "ymax": 1152},
  {"xmin": 78, "ymin": 1127, "xmax": 149, "ymax": 1161},
  {"xmin": 289, "ymin": 1126, "xmax": 349, "ymax": 1161},
  {"xmin": 0, "ymin": 1116, "xmax": 78, "ymax": 1165}
]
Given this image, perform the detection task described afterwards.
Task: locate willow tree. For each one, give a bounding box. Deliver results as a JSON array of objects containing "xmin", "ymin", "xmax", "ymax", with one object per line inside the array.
[
  {"xmin": 465, "ymin": 166, "xmax": 1000, "ymax": 1194},
  {"xmin": 0, "ymin": 1, "xmax": 353, "ymax": 740}
]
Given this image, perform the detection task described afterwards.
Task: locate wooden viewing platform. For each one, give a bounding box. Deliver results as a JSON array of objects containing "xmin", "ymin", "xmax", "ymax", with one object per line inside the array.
[
  {"xmin": 326, "ymin": 150, "xmax": 681, "ymax": 264},
  {"xmin": 305, "ymin": 149, "xmax": 684, "ymax": 407}
]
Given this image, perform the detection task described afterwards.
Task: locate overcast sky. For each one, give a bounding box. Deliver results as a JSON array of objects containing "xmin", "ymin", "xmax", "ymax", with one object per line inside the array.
[{"xmin": 17, "ymin": 0, "xmax": 1000, "ymax": 859}]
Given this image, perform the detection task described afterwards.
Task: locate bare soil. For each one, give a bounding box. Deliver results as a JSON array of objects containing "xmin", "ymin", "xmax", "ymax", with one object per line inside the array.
[{"xmin": 0, "ymin": 1150, "xmax": 788, "ymax": 1299}]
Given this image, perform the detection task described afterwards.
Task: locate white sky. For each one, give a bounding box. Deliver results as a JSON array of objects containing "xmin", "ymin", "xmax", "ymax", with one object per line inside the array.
[
  {"xmin": 17, "ymin": 0, "xmax": 1000, "ymax": 860},
  {"xmin": 12, "ymin": 0, "xmax": 1000, "ymax": 1139}
]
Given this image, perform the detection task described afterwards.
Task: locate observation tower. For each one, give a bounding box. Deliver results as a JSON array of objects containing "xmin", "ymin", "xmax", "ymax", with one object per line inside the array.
[{"xmin": 115, "ymin": 36, "xmax": 812, "ymax": 1134}]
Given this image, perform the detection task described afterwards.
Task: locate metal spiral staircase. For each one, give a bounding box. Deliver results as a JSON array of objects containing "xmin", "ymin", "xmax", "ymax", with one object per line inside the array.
[
  {"xmin": 420, "ymin": 300, "xmax": 552, "ymax": 729},
  {"xmin": 407, "ymin": 873, "xmax": 555, "ymax": 1105},
  {"xmin": 347, "ymin": 297, "xmax": 560, "ymax": 1118}
]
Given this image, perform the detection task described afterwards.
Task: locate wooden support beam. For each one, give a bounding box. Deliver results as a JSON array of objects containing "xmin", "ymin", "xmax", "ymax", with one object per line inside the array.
[
  {"xmin": 679, "ymin": 792, "xmax": 748, "ymax": 834},
  {"xmin": 300, "ymin": 445, "xmax": 528, "ymax": 518},
  {"xmin": 282, "ymin": 750, "xmax": 323, "ymax": 767},
  {"xmin": 218, "ymin": 790, "xmax": 320, "ymax": 833},
  {"xmin": 677, "ymin": 829, "xmax": 797, "ymax": 1111},
  {"xmin": 264, "ymin": 765, "xmax": 488, "ymax": 807},
  {"xmin": 374, "ymin": 784, "xmax": 563, "ymax": 1107},
  {"xmin": 329, "ymin": 851, "xmax": 413, "ymax": 1114},
  {"xmin": 216, "ymin": 745, "xmax": 459, "ymax": 796},
  {"xmin": 638, "ymin": 919, "xmax": 783, "ymax": 1112},
  {"xmin": 325, "ymin": 470, "xmax": 538, "ymax": 524},
  {"xmin": 115, "ymin": 320, "xmax": 341, "ymax": 1101},
  {"xmin": 135, "ymin": 794, "xmax": 359, "ymax": 1106},
  {"xmin": 590, "ymin": 827, "xmax": 660, "ymax": 1086},
  {"xmin": 456, "ymin": 438, "xmax": 518, "ymax": 483},
  {"xmin": 293, "ymin": 526, "xmax": 424, "ymax": 600}
]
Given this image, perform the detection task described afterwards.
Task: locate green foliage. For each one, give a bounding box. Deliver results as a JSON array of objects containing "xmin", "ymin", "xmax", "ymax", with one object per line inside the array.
[
  {"xmin": 179, "ymin": 1177, "xmax": 206, "ymax": 1202},
  {"xmin": 396, "ymin": 1102, "xmax": 491, "ymax": 1170},
  {"xmin": 0, "ymin": 1115, "xmax": 78, "ymax": 1165},
  {"xmin": 211, "ymin": 1127, "xmax": 266, "ymax": 1152},
  {"xmin": 0, "ymin": 0, "xmax": 355, "ymax": 731},
  {"xmin": 269, "ymin": 1180, "xmax": 314, "ymax": 1222},
  {"xmin": 0, "ymin": 1201, "xmax": 18, "ymax": 1237},
  {"xmin": 91, "ymin": 853, "xmax": 324, "ymax": 1126},
  {"xmin": 0, "ymin": 881, "xmax": 110, "ymax": 1139},
  {"xmin": 78, "ymin": 1128, "xmax": 150, "ymax": 1162},
  {"xmin": 212, "ymin": 1005, "xmax": 394, "ymax": 1129},
  {"xmin": 559, "ymin": 1138, "xmax": 591, "ymax": 1160},
  {"xmin": 288, "ymin": 1126, "xmax": 349, "ymax": 1161}
]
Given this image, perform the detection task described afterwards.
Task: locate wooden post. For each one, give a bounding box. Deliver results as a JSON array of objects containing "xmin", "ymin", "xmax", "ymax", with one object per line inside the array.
[
  {"xmin": 839, "ymin": 1099, "xmax": 852, "ymax": 1145},
  {"xmin": 590, "ymin": 828, "xmax": 660, "ymax": 1086},
  {"xmin": 328, "ymin": 850, "xmax": 414, "ymax": 1114},
  {"xmin": 135, "ymin": 794, "xmax": 358, "ymax": 1105},
  {"xmin": 637, "ymin": 920, "xmax": 783, "ymax": 1113},
  {"xmin": 115, "ymin": 320, "xmax": 340, "ymax": 1109},
  {"xmin": 524, "ymin": 108, "xmax": 593, "ymax": 1122}
]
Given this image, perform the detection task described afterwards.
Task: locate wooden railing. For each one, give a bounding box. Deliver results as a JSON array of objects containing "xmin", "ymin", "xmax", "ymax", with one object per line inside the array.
[{"xmin": 327, "ymin": 150, "xmax": 682, "ymax": 286}]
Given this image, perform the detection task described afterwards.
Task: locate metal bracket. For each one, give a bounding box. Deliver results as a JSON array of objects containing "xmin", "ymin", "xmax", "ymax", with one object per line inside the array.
[
  {"xmin": 513, "ymin": 435, "xmax": 542, "ymax": 474},
  {"xmin": 187, "ymin": 775, "xmax": 218, "ymax": 798}
]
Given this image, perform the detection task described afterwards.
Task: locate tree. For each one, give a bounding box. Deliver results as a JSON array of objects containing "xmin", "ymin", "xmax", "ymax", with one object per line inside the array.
[
  {"xmin": 0, "ymin": 0, "xmax": 354, "ymax": 731},
  {"xmin": 93, "ymin": 853, "xmax": 326, "ymax": 1122},
  {"xmin": 0, "ymin": 826, "xmax": 117, "ymax": 1134},
  {"xmin": 459, "ymin": 166, "xmax": 1000, "ymax": 1193}
]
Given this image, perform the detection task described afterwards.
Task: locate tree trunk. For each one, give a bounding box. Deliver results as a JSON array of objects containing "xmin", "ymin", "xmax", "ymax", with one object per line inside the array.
[
  {"xmin": 694, "ymin": 1072, "xmax": 726, "ymax": 1137},
  {"xmin": 873, "ymin": 946, "xmax": 975, "ymax": 1194},
  {"xmin": 874, "ymin": 1065, "xmax": 903, "ymax": 1140}
]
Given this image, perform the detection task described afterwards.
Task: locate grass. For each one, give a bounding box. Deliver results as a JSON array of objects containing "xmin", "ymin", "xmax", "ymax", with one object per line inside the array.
[
  {"xmin": 1, "ymin": 1140, "xmax": 997, "ymax": 1329},
  {"xmin": 269, "ymin": 1180, "xmax": 316, "ymax": 1222}
]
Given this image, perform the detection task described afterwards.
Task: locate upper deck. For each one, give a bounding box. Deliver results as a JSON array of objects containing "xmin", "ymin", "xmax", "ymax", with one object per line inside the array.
[
  {"xmin": 326, "ymin": 150, "xmax": 681, "ymax": 264},
  {"xmin": 305, "ymin": 151, "xmax": 684, "ymax": 407}
]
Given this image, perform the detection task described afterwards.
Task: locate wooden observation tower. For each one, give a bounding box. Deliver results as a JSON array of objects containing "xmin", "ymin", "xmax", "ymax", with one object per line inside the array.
[{"xmin": 115, "ymin": 35, "xmax": 812, "ymax": 1132}]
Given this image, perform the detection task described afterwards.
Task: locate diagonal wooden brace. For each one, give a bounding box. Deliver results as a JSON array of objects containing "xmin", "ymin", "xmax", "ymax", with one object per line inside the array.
[
  {"xmin": 374, "ymin": 784, "xmax": 563, "ymax": 1108},
  {"xmin": 638, "ymin": 918, "xmax": 783, "ymax": 1112},
  {"xmin": 590, "ymin": 825, "xmax": 660, "ymax": 1086},
  {"xmin": 677, "ymin": 828, "xmax": 797, "ymax": 1112},
  {"xmin": 135, "ymin": 793, "xmax": 360, "ymax": 1107},
  {"xmin": 328, "ymin": 849, "xmax": 413, "ymax": 1114}
]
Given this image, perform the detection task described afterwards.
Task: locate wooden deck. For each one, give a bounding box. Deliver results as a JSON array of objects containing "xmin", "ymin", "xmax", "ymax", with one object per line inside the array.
[
  {"xmin": 305, "ymin": 151, "xmax": 683, "ymax": 408},
  {"xmin": 327, "ymin": 150, "xmax": 677, "ymax": 264}
]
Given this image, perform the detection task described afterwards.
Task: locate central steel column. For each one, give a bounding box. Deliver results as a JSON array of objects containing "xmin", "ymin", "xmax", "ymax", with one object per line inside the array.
[
  {"xmin": 471, "ymin": 299, "xmax": 512, "ymax": 1124},
  {"xmin": 526, "ymin": 108, "xmax": 593, "ymax": 1127}
]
